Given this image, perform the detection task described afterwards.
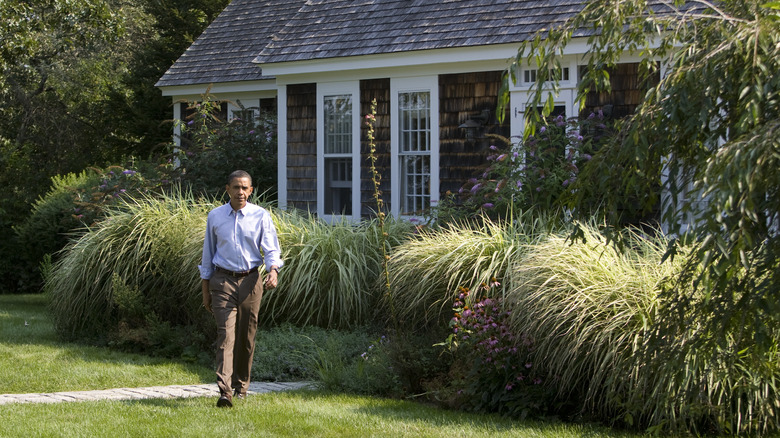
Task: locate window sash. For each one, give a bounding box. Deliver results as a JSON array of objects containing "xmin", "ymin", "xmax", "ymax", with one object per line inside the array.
[
  {"xmin": 398, "ymin": 91, "xmax": 431, "ymax": 214},
  {"xmin": 323, "ymin": 94, "xmax": 353, "ymax": 215},
  {"xmin": 324, "ymin": 95, "xmax": 352, "ymax": 155}
]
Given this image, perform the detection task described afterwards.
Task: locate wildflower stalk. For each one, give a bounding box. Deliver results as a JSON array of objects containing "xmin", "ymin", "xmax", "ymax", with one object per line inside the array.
[{"xmin": 365, "ymin": 99, "xmax": 397, "ymax": 332}]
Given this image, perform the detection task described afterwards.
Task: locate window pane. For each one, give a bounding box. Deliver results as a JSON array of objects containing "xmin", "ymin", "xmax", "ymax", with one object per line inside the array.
[
  {"xmin": 324, "ymin": 158, "xmax": 352, "ymax": 215},
  {"xmin": 400, "ymin": 155, "xmax": 430, "ymax": 214},
  {"xmin": 324, "ymin": 95, "xmax": 352, "ymax": 154}
]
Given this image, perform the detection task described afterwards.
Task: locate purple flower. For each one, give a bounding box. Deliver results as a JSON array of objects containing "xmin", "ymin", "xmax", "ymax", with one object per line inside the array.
[
  {"xmin": 246, "ymin": 157, "xmax": 253, "ymax": 161},
  {"xmin": 187, "ymin": 120, "xmax": 194, "ymax": 126},
  {"xmin": 489, "ymin": 145, "xmax": 498, "ymax": 151},
  {"xmin": 583, "ymin": 153, "xmax": 592, "ymax": 160},
  {"xmin": 482, "ymin": 203, "xmax": 494, "ymax": 209},
  {"xmin": 516, "ymin": 180, "xmax": 523, "ymax": 189},
  {"xmin": 525, "ymin": 363, "xmax": 533, "ymax": 369},
  {"xmin": 536, "ymin": 187, "xmax": 542, "ymax": 192},
  {"xmin": 563, "ymin": 179, "xmax": 570, "ymax": 187},
  {"xmin": 496, "ymin": 154, "xmax": 507, "ymax": 161},
  {"xmin": 512, "ymin": 151, "xmax": 519, "ymax": 159},
  {"xmin": 505, "ymin": 384, "xmax": 514, "ymax": 391},
  {"xmin": 539, "ymin": 126, "xmax": 546, "ymax": 133},
  {"xmin": 122, "ymin": 170, "xmax": 136, "ymax": 175},
  {"xmin": 470, "ymin": 184, "xmax": 481, "ymax": 194},
  {"xmin": 248, "ymin": 130, "xmax": 255, "ymax": 134}
]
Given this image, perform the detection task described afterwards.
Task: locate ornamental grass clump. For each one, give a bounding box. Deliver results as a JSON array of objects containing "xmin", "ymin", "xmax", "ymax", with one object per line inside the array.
[
  {"xmin": 504, "ymin": 225, "xmax": 679, "ymax": 420},
  {"xmin": 46, "ymin": 188, "xmax": 214, "ymax": 342},
  {"xmin": 265, "ymin": 211, "xmax": 413, "ymax": 329},
  {"xmin": 502, "ymin": 225, "xmax": 780, "ymax": 434},
  {"xmin": 386, "ymin": 212, "xmax": 559, "ymax": 327}
]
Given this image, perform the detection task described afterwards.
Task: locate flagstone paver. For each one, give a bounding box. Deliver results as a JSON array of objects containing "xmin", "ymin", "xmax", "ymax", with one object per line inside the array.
[{"xmin": 0, "ymin": 381, "xmax": 313, "ymax": 405}]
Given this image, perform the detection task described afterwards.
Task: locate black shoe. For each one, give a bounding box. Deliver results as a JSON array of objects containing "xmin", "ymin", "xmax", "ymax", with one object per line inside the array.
[{"xmin": 216, "ymin": 393, "xmax": 233, "ymax": 408}]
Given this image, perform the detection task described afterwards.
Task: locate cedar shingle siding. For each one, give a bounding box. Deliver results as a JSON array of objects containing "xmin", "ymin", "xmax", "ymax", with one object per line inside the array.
[
  {"xmin": 582, "ymin": 63, "xmax": 660, "ymax": 119},
  {"xmin": 439, "ymin": 71, "xmax": 510, "ymax": 197},
  {"xmin": 286, "ymin": 83, "xmax": 317, "ymax": 213}
]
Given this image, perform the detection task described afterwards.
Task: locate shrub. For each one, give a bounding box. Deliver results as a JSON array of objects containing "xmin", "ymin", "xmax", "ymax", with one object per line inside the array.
[
  {"xmin": 441, "ymin": 283, "xmax": 553, "ymax": 419},
  {"xmin": 501, "ymin": 224, "xmax": 780, "ymax": 434},
  {"xmin": 252, "ymin": 323, "xmax": 379, "ymax": 383},
  {"xmin": 439, "ymin": 113, "xmax": 608, "ymax": 221},
  {"xmin": 310, "ymin": 330, "xmax": 401, "ymax": 396},
  {"xmin": 15, "ymin": 161, "xmax": 172, "ymax": 294},
  {"xmin": 174, "ymin": 97, "xmax": 277, "ymax": 198}
]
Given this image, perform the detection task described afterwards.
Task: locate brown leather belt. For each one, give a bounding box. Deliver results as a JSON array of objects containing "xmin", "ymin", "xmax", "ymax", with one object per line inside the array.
[{"xmin": 215, "ymin": 266, "xmax": 259, "ymax": 277}]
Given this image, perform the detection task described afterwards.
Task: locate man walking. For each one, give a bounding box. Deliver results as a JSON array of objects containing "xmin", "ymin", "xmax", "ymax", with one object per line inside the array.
[{"xmin": 199, "ymin": 170, "xmax": 283, "ymax": 407}]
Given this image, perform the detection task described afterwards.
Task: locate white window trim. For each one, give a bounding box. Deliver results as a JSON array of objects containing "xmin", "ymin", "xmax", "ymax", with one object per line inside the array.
[
  {"xmin": 390, "ymin": 76, "xmax": 440, "ymax": 220},
  {"xmin": 317, "ymin": 81, "xmax": 361, "ymax": 222},
  {"xmin": 227, "ymin": 99, "xmax": 260, "ymax": 123}
]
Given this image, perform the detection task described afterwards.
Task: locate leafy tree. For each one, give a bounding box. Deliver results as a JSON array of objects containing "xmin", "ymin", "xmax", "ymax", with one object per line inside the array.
[
  {"xmin": 0, "ymin": 0, "xmax": 128, "ymax": 292},
  {"xmin": 501, "ymin": 0, "xmax": 779, "ymax": 433},
  {"xmin": 120, "ymin": 0, "xmax": 231, "ymax": 156}
]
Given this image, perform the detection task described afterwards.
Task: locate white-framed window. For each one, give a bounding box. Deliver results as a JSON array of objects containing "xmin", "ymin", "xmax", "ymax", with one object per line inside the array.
[
  {"xmin": 521, "ymin": 67, "xmax": 571, "ymax": 85},
  {"xmin": 317, "ymin": 82, "xmax": 360, "ymax": 221},
  {"xmin": 391, "ymin": 77, "xmax": 439, "ymax": 218}
]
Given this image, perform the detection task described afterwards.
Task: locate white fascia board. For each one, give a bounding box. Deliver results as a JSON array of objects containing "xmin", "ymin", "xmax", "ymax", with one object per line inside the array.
[
  {"xmin": 261, "ymin": 39, "xmax": 600, "ymax": 83},
  {"xmin": 262, "ymin": 44, "xmax": 518, "ymax": 82},
  {"xmin": 158, "ymin": 79, "xmax": 277, "ymax": 98}
]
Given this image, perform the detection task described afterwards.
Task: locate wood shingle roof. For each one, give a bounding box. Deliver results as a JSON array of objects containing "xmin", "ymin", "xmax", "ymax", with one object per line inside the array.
[
  {"xmin": 157, "ymin": 0, "xmax": 592, "ymax": 88},
  {"xmin": 155, "ymin": 0, "xmax": 306, "ymax": 87},
  {"xmin": 254, "ymin": 0, "xmax": 586, "ymax": 64}
]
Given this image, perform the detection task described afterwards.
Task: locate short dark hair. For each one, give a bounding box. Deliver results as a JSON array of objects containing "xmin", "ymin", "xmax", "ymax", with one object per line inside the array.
[{"xmin": 227, "ymin": 170, "xmax": 252, "ymax": 186}]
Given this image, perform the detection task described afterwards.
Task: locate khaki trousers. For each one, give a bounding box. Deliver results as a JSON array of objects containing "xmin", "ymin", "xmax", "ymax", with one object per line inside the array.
[{"xmin": 210, "ymin": 269, "xmax": 263, "ymax": 396}]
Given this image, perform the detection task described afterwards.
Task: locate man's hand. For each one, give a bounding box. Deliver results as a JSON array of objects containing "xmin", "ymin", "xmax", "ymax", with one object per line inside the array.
[
  {"xmin": 264, "ymin": 267, "xmax": 278, "ymax": 289},
  {"xmin": 202, "ymin": 279, "xmax": 212, "ymax": 313}
]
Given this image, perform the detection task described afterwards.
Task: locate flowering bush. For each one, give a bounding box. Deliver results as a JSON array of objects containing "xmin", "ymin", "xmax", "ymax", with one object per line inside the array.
[
  {"xmin": 443, "ymin": 280, "xmax": 551, "ymax": 419},
  {"xmin": 455, "ymin": 112, "xmax": 610, "ymax": 219},
  {"xmin": 14, "ymin": 160, "xmax": 171, "ymax": 293}
]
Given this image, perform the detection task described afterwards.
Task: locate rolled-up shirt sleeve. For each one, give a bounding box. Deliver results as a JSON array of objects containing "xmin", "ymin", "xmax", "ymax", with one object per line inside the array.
[
  {"xmin": 199, "ymin": 213, "xmax": 216, "ymax": 280},
  {"xmin": 259, "ymin": 211, "xmax": 284, "ymax": 272}
]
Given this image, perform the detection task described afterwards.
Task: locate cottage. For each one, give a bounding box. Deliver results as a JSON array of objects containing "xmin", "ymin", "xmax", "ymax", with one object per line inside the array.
[{"xmin": 156, "ymin": 0, "xmax": 654, "ymax": 221}]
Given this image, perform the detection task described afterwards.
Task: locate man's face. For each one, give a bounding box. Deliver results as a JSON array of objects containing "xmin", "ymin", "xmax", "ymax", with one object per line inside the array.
[{"xmin": 226, "ymin": 177, "xmax": 253, "ymax": 209}]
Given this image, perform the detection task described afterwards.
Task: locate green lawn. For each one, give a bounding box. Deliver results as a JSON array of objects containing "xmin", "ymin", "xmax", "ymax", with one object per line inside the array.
[
  {"xmin": 0, "ymin": 294, "xmax": 212, "ymax": 394},
  {"xmin": 0, "ymin": 294, "xmax": 651, "ymax": 437},
  {"xmin": 0, "ymin": 391, "xmax": 646, "ymax": 438}
]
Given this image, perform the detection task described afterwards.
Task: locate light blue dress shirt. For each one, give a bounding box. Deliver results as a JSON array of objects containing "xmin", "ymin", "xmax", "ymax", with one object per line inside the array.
[{"xmin": 199, "ymin": 202, "xmax": 284, "ymax": 280}]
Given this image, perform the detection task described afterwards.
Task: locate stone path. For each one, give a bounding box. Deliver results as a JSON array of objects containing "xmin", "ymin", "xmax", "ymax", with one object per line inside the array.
[{"xmin": 0, "ymin": 381, "xmax": 313, "ymax": 405}]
